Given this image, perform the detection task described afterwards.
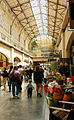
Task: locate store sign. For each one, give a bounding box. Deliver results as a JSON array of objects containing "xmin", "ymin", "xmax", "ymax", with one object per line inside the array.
[
  {"xmin": 69, "ymin": 0, "xmax": 74, "ymax": 29},
  {"xmin": 0, "ymin": 62, "xmax": 3, "ymax": 67}
]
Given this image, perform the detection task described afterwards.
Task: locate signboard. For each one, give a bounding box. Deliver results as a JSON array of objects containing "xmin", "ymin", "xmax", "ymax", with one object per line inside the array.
[
  {"xmin": 0, "ymin": 62, "xmax": 3, "ymax": 67},
  {"xmin": 69, "ymin": 0, "xmax": 74, "ymax": 29}
]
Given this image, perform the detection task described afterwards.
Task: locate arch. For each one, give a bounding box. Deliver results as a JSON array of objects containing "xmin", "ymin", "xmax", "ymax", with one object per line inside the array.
[
  {"xmin": 66, "ymin": 32, "xmax": 74, "ymax": 50},
  {"xmin": 0, "ymin": 52, "xmax": 9, "ymax": 70},
  {"xmin": 14, "ymin": 57, "xmax": 21, "ymax": 66},
  {"xmin": 66, "ymin": 32, "xmax": 74, "ymax": 57}
]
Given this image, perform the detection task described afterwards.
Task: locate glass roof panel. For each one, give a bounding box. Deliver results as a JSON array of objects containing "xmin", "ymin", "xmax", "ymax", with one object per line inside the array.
[
  {"xmin": 30, "ymin": 0, "xmax": 50, "ymax": 40},
  {"xmin": 2, "ymin": 0, "xmax": 66, "ymax": 43}
]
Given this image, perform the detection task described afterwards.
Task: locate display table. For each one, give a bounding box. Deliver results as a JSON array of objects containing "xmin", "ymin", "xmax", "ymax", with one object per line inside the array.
[{"xmin": 45, "ymin": 84, "xmax": 74, "ymax": 120}]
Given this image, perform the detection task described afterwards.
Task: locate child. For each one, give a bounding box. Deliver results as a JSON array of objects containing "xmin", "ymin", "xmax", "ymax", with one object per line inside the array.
[{"xmin": 26, "ymin": 80, "xmax": 34, "ymax": 98}]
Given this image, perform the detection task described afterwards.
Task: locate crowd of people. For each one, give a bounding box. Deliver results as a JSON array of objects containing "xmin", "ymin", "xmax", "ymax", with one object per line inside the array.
[
  {"xmin": 0, "ymin": 65, "xmax": 50, "ymax": 99},
  {"xmin": 0, "ymin": 62, "xmax": 70, "ymax": 99}
]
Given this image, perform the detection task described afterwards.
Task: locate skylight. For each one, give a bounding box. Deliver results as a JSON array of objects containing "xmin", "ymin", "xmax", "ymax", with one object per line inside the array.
[{"xmin": 30, "ymin": 0, "xmax": 52, "ymax": 40}]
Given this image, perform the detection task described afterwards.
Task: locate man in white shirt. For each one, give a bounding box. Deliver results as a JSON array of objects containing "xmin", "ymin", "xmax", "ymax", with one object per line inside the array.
[{"xmin": 44, "ymin": 68, "xmax": 48, "ymax": 84}]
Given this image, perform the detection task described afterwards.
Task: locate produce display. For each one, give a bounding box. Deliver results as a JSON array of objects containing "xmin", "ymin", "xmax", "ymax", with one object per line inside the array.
[{"xmin": 44, "ymin": 74, "xmax": 74, "ymax": 110}]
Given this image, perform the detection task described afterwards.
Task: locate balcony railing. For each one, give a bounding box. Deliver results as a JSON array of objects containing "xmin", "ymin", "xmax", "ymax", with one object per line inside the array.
[{"xmin": 0, "ymin": 27, "xmax": 31, "ymax": 56}]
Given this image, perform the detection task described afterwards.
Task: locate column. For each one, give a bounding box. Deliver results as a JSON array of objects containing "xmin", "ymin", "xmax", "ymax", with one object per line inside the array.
[
  {"xmin": 66, "ymin": 49, "xmax": 70, "ymax": 58},
  {"xmin": 29, "ymin": 57, "xmax": 30, "ymax": 65},
  {"xmin": 10, "ymin": 48, "xmax": 14, "ymax": 65},
  {"xmin": 62, "ymin": 31, "xmax": 66, "ymax": 58},
  {"xmin": 22, "ymin": 54, "xmax": 24, "ymax": 62}
]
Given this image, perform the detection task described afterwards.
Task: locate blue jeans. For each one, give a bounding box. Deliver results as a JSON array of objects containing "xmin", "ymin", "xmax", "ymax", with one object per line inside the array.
[{"xmin": 11, "ymin": 82, "xmax": 20, "ymax": 96}]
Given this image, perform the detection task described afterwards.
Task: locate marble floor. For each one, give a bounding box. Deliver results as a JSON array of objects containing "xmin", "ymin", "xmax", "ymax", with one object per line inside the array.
[{"xmin": 0, "ymin": 82, "xmax": 49, "ymax": 120}]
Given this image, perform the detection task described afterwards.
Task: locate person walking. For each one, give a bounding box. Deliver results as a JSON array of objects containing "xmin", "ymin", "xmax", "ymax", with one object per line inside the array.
[
  {"xmin": 0, "ymin": 69, "xmax": 2, "ymax": 87},
  {"xmin": 34, "ymin": 66, "xmax": 43, "ymax": 97},
  {"xmin": 28, "ymin": 67, "xmax": 33, "ymax": 79},
  {"xmin": 26, "ymin": 79, "xmax": 34, "ymax": 98},
  {"xmin": 9, "ymin": 66, "xmax": 22, "ymax": 98},
  {"xmin": 44, "ymin": 68, "xmax": 48, "ymax": 84},
  {"xmin": 8, "ymin": 65, "xmax": 13, "ymax": 92},
  {"xmin": 18, "ymin": 65, "xmax": 24, "ymax": 92},
  {"xmin": 2, "ymin": 67, "xmax": 8, "ymax": 90}
]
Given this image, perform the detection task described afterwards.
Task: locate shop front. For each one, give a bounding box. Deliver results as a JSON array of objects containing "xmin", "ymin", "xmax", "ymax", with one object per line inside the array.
[
  {"xmin": 70, "ymin": 40, "xmax": 74, "ymax": 82},
  {"xmin": 0, "ymin": 52, "xmax": 8, "ymax": 71}
]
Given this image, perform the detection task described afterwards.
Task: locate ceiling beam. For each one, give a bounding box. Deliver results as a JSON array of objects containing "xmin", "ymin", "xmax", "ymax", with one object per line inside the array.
[
  {"xmin": 16, "ymin": 0, "xmax": 38, "ymax": 40},
  {"xmin": 48, "ymin": 0, "xmax": 66, "ymax": 7},
  {"xmin": 11, "ymin": 1, "xmax": 29, "ymax": 9},
  {"xmin": 3, "ymin": 0, "xmax": 34, "ymax": 41},
  {"xmin": 48, "ymin": 24, "xmax": 60, "ymax": 29},
  {"xmin": 53, "ymin": 0, "xmax": 59, "ymax": 38}
]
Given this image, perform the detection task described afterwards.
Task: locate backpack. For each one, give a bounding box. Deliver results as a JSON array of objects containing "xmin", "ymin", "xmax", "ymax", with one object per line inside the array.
[
  {"xmin": 9, "ymin": 71, "xmax": 20, "ymax": 84},
  {"xmin": 9, "ymin": 71, "xmax": 15, "ymax": 82}
]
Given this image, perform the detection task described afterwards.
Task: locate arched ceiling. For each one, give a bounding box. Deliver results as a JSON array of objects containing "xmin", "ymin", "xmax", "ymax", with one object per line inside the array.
[{"xmin": 2, "ymin": 0, "xmax": 66, "ymax": 45}]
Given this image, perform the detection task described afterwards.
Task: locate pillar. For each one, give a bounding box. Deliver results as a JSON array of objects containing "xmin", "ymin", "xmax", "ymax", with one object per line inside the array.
[
  {"xmin": 29, "ymin": 57, "xmax": 30, "ymax": 65},
  {"xmin": 62, "ymin": 31, "xmax": 66, "ymax": 58},
  {"xmin": 10, "ymin": 48, "xmax": 14, "ymax": 65},
  {"xmin": 22, "ymin": 54, "xmax": 24, "ymax": 62},
  {"xmin": 66, "ymin": 49, "xmax": 70, "ymax": 58}
]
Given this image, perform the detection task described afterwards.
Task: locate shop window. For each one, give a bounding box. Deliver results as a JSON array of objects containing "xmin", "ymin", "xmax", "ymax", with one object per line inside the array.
[
  {"xmin": 0, "ymin": 52, "xmax": 8, "ymax": 70},
  {"xmin": 14, "ymin": 57, "xmax": 21, "ymax": 66}
]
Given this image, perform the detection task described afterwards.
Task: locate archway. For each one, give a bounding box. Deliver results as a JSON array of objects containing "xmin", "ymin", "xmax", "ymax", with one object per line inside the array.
[
  {"xmin": 66, "ymin": 32, "xmax": 74, "ymax": 57},
  {"xmin": 0, "ymin": 52, "xmax": 8, "ymax": 70},
  {"xmin": 66, "ymin": 32, "xmax": 74, "ymax": 76},
  {"xmin": 14, "ymin": 57, "xmax": 21, "ymax": 66}
]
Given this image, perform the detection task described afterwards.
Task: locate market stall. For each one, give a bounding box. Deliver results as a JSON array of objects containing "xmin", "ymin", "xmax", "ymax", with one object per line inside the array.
[{"xmin": 44, "ymin": 72, "xmax": 74, "ymax": 120}]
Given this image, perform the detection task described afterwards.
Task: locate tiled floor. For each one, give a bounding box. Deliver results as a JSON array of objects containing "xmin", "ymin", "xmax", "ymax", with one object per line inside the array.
[{"xmin": 0, "ymin": 82, "xmax": 49, "ymax": 120}]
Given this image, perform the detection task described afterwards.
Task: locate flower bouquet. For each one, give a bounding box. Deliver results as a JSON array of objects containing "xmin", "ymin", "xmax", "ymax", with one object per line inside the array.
[{"xmin": 56, "ymin": 73, "xmax": 66, "ymax": 85}]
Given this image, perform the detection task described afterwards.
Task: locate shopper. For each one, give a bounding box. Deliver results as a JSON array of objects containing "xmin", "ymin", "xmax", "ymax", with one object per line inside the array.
[
  {"xmin": 64, "ymin": 62, "xmax": 70, "ymax": 78},
  {"xmin": 0, "ymin": 69, "xmax": 2, "ymax": 87},
  {"xmin": 44, "ymin": 68, "xmax": 48, "ymax": 84},
  {"xmin": 26, "ymin": 79, "xmax": 34, "ymax": 98},
  {"xmin": 34, "ymin": 66, "xmax": 43, "ymax": 97},
  {"xmin": 8, "ymin": 65, "xmax": 13, "ymax": 92},
  {"xmin": 28, "ymin": 67, "xmax": 33, "ymax": 79},
  {"xmin": 9, "ymin": 66, "xmax": 22, "ymax": 98},
  {"xmin": 18, "ymin": 65, "xmax": 24, "ymax": 92},
  {"xmin": 24, "ymin": 67, "xmax": 28, "ymax": 83},
  {"xmin": 2, "ymin": 67, "xmax": 8, "ymax": 90},
  {"xmin": 59, "ymin": 62, "xmax": 65, "ymax": 75}
]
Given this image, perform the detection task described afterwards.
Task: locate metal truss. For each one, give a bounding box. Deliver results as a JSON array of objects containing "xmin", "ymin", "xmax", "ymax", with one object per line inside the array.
[{"xmin": 2, "ymin": 0, "xmax": 67, "ymax": 48}]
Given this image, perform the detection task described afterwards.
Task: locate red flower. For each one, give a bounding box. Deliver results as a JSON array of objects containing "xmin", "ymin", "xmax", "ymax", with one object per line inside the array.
[{"xmin": 45, "ymin": 88, "xmax": 50, "ymax": 93}]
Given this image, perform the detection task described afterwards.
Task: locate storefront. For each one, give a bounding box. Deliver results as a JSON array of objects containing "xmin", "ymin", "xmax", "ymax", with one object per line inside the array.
[
  {"xmin": 14, "ymin": 57, "xmax": 21, "ymax": 66},
  {"xmin": 70, "ymin": 40, "xmax": 74, "ymax": 81},
  {"xmin": 0, "ymin": 52, "xmax": 8, "ymax": 70}
]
